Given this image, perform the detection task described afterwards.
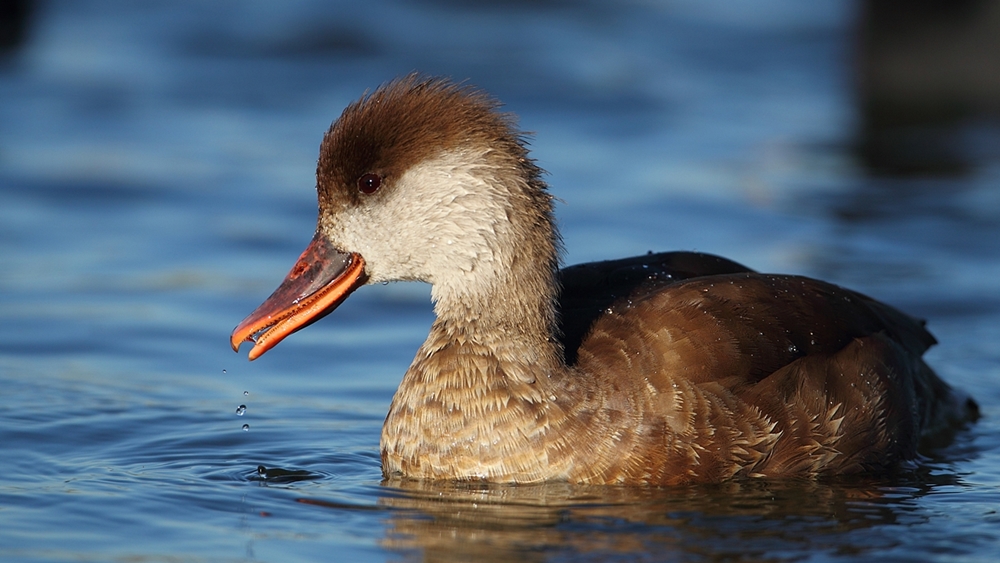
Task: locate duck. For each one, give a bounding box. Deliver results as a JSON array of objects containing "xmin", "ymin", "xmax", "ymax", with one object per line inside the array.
[{"xmin": 231, "ymin": 76, "xmax": 978, "ymax": 485}]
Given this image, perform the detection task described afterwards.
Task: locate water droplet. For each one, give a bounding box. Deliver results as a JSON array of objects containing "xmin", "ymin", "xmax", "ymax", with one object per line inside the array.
[
  {"xmin": 257, "ymin": 465, "xmax": 268, "ymax": 478},
  {"xmin": 787, "ymin": 344, "xmax": 799, "ymax": 354},
  {"xmin": 242, "ymin": 424, "xmax": 250, "ymax": 431},
  {"xmin": 236, "ymin": 405, "xmax": 246, "ymax": 416},
  {"xmin": 243, "ymin": 390, "xmax": 249, "ymax": 396},
  {"xmin": 222, "ymin": 369, "xmax": 227, "ymax": 374},
  {"xmin": 381, "ymin": 281, "xmax": 389, "ymax": 286}
]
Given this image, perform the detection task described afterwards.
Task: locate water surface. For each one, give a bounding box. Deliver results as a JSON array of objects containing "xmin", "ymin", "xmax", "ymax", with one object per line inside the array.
[{"xmin": 2, "ymin": 1, "xmax": 999, "ymax": 561}]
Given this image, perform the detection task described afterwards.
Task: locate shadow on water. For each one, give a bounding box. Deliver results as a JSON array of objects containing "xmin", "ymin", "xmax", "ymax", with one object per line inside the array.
[
  {"xmin": 0, "ymin": 0, "xmax": 32, "ymax": 54},
  {"xmin": 854, "ymin": 0, "xmax": 1000, "ymax": 177}
]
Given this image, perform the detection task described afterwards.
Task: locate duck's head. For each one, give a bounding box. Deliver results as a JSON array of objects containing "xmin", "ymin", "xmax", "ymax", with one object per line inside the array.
[{"xmin": 231, "ymin": 76, "xmax": 557, "ymax": 360}]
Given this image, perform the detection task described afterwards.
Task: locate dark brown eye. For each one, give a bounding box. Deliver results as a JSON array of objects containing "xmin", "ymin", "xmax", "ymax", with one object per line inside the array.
[{"xmin": 358, "ymin": 173, "xmax": 382, "ymax": 194}]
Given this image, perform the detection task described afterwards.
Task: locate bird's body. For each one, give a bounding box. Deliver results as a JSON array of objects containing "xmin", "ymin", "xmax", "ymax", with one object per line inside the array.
[{"xmin": 232, "ymin": 77, "xmax": 977, "ymax": 485}]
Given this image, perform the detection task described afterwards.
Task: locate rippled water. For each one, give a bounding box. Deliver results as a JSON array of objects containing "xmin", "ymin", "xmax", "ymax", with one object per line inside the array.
[{"xmin": 2, "ymin": 1, "xmax": 999, "ymax": 561}]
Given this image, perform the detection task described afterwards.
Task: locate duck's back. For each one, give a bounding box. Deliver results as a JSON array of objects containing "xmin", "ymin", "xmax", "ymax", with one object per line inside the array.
[{"xmin": 557, "ymin": 253, "xmax": 977, "ymax": 483}]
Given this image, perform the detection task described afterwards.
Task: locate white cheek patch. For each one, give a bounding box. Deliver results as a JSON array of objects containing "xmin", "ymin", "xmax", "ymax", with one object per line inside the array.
[{"xmin": 323, "ymin": 149, "xmax": 516, "ymax": 301}]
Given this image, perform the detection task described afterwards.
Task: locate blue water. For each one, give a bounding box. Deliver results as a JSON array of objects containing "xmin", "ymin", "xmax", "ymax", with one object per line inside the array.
[{"xmin": 2, "ymin": 1, "xmax": 1000, "ymax": 561}]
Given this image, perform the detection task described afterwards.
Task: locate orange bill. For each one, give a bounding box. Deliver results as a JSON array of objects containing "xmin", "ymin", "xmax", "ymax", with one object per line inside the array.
[{"xmin": 231, "ymin": 233, "xmax": 367, "ymax": 360}]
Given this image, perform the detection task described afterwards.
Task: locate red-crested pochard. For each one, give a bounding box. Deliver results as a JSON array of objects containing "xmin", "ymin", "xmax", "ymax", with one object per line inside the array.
[{"xmin": 231, "ymin": 76, "xmax": 978, "ymax": 485}]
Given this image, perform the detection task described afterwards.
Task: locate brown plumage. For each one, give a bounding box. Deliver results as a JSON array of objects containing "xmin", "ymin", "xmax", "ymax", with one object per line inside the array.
[{"xmin": 231, "ymin": 76, "xmax": 978, "ymax": 485}]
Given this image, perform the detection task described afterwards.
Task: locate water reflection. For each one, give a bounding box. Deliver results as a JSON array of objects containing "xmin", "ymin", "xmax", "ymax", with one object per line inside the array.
[
  {"xmin": 382, "ymin": 478, "xmax": 938, "ymax": 561},
  {"xmin": 295, "ymin": 472, "xmax": 968, "ymax": 562}
]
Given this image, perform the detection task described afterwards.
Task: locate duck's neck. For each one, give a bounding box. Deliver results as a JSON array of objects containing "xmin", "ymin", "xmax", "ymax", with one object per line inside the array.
[
  {"xmin": 429, "ymin": 236, "xmax": 564, "ymax": 378},
  {"xmin": 381, "ymin": 168, "xmax": 576, "ymax": 481},
  {"xmin": 425, "ymin": 159, "xmax": 565, "ymax": 377}
]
